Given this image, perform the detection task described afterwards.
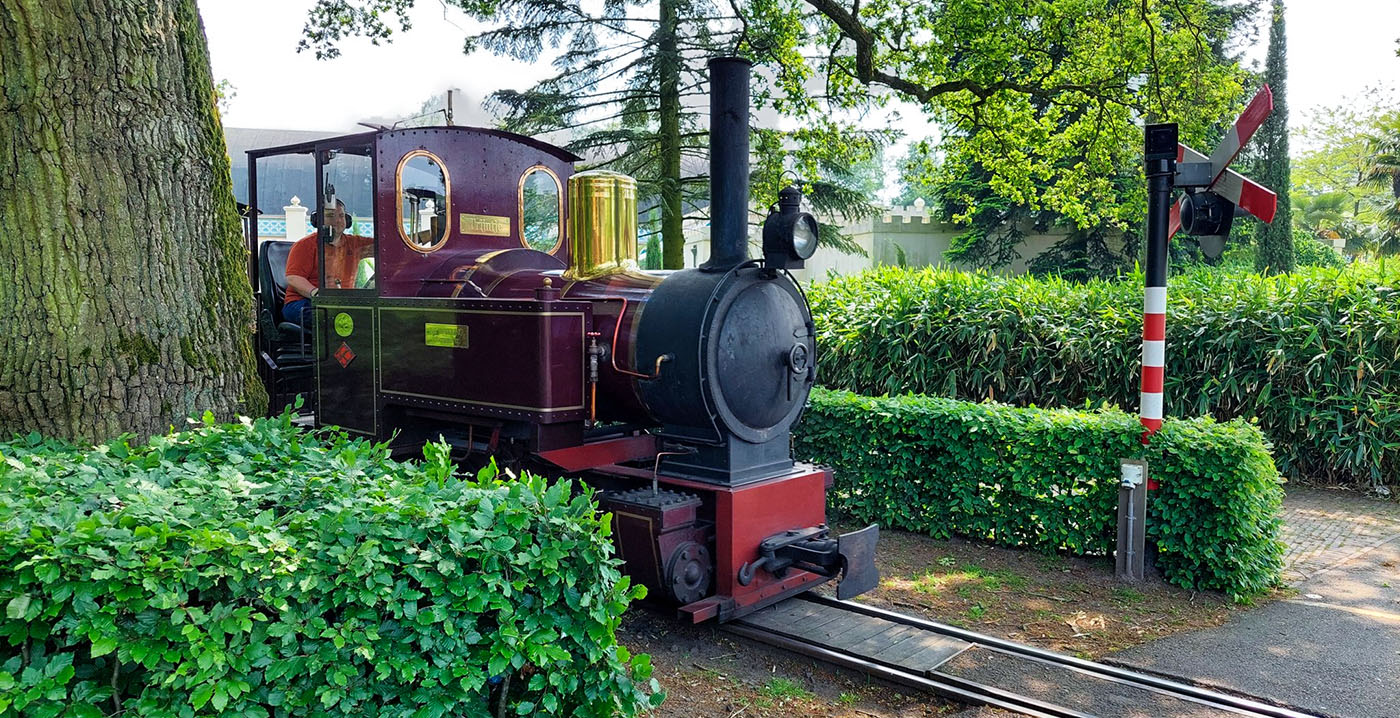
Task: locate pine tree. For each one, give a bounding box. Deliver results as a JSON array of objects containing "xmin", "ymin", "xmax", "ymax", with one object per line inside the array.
[
  {"xmin": 1256, "ymin": 0, "xmax": 1295, "ymax": 273},
  {"xmin": 643, "ymin": 233, "xmax": 663, "ymax": 270}
]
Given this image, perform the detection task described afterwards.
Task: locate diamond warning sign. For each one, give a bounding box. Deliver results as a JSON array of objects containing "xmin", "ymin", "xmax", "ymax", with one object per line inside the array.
[{"xmin": 334, "ymin": 342, "xmax": 356, "ymax": 368}]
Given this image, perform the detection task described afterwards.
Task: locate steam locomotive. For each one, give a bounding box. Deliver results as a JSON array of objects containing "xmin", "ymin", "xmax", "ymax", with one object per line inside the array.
[{"xmin": 247, "ymin": 58, "xmax": 877, "ymax": 623}]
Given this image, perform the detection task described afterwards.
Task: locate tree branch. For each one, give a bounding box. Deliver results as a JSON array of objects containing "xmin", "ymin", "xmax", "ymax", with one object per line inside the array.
[{"xmin": 802, "ymin": 0, "xmax": 1124, "ymax": 105}]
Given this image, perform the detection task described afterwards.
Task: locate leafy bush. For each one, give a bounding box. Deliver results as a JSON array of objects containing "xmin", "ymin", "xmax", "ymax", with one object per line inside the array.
[
  {"xmin": 809, "ymin": 264, "xmax": 1400, "ymax": 488},
  {"xmin": 1291, "ymin": 234, "xmax": 1346, "ymax": 269},
  {"xmin": 1174, "ymin": 230, "xmax": 1344, "ymax": 271},
  {"xmin": 0, "ymin": 413, "xmax": 660, "ymax": 717},
  {"xmin": 795, "ymin": 389, "xmax": 1285, "ymax": 599}
]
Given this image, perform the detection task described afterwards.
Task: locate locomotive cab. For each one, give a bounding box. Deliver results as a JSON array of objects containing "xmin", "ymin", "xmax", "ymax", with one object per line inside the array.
[
  {"xmin": 247, "ymin": 127, "xmax": 581, "ymax": 438},
  {"xmin": 244, "ymin": 58, "xmax": 878, "ymax": 623}
]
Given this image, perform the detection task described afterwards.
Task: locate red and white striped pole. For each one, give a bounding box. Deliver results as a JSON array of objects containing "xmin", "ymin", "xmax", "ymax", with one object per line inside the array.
[
  {"xmin": 1140, "ymin": 124, "xmax": 1178, "ymax": 446},
  {"xmin": 1139, "ymin": 284, "xmax": 1166, "ymax": 441}
]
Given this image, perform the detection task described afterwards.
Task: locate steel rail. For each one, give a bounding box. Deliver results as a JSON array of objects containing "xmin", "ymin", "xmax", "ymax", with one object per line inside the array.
[
  {"xmin": 723, "ymin": 622, "xmax": 1089, "ymax": 718},
  {"xmin": 797, "ymin": 593, "xmax": 1319, "ymax": 718}
]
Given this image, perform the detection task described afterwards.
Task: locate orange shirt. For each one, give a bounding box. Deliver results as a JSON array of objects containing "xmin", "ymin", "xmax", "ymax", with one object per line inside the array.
[{"xmin": 284, "ymin": 233, "xmax": 374, "ymax": 304}]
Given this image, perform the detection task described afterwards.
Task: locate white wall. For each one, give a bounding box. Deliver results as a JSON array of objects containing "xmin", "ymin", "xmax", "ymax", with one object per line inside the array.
[{"xmin": 662, "ymin": 199, "xmax": 1124, "ymax": 282}]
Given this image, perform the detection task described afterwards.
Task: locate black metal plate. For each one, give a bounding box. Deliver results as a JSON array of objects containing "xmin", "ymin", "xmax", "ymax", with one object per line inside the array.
[{"xmin": 836, "ymin": 523, "xmax": 880, "ymax": 600}]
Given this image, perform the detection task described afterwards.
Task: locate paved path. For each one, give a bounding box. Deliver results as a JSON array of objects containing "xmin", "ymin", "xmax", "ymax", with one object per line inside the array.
[
  {"xmin": 1113, "ymin": 488, "xmax": 1400, "ymax": 718},
  {"xmin": 1279, "ymin": 487, "xmax": 1400, "ymax": 583}
]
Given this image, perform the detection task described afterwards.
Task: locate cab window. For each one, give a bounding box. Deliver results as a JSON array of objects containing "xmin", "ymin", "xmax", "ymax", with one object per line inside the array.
[
  {"xmin": 397, "ymin": 151, "xmax": 450, "ymax": 253},
  {"xmin": 318, "ymin": 145, "xmax": 375, "ymax": 291},
  {"xmin": 520, "ymin": 166, "xmax": 562, "ymax": 253}
]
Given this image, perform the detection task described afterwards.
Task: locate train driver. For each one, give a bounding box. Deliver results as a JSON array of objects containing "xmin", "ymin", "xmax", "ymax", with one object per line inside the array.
[{"xmin": 283, "ymin": 199, "xmax": 373, "ymax": 328}]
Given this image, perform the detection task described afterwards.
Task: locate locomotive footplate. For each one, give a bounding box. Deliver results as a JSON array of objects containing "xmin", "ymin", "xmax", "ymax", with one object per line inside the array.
[{"xmin": 738, "ymin": 524, "xmax": 879, "ymax": 600}]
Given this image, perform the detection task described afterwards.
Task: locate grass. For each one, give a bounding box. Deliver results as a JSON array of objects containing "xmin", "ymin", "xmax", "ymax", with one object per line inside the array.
[
  {"xmin": 1112, "ymin": 587, "xmax": 1146, "ymax": 604},
  {"xmin": 910, "ymin": 561, "xmax": 1028, "ymax": 598},
  {"xmin": 759, "ymin": 677, "xmax": 814, "ymax": 702},
  {"xmin": 692, "ymin": 665, "xmax": 727, "ymax": 682}
]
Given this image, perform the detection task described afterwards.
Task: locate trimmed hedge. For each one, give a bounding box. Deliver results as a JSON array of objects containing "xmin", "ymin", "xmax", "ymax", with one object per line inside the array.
[
  {"xmin": 0, "ymin": 413, "xmax": 661, "ymax": 717},
  {"xmin": 809, "ymin": 264, "xmax": 1400, "ymax": 488},
  {"xmin": 795, "ymin": 389, "xmax": 1285, "ymax": 599}
]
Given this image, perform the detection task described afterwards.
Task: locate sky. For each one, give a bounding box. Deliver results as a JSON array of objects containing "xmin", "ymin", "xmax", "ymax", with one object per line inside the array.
[{"xmin": 203, "ymin": 0, "xmax": 1400, "ymax": 183}]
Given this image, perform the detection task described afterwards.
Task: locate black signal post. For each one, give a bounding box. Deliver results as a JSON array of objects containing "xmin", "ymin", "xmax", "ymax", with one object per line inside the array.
[
  {"xmin": 1124, "ymin": 105, "xmax": 1277, "ymax": 584},
  {"xmin": 1144, "ymin": 124, "xmax": 1178, "ymax": 298}
]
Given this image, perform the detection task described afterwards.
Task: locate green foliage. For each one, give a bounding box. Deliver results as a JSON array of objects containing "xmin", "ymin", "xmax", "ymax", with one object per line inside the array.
[
  {"xmin": 858, "ymin": 0, "xmax": 1256, "ymax": 262},
  {"xmin": 1291, "ymin": 192, "xmax": 1348, "ymax": 237},
  {"xmin": 878, "ymin": 0, "xmax": 1255, "ymax": 277},
  {"xmin": 1291, "ymin": 89, "xmax": 1400, "ymax": 256},
  {"xmin": 809, "ymin": 265, "xmax": 1400, "ymax": 489},
  {"xmin": 795, "ymin": 389, "xmax": 1285, "ymax": 599},
  {"xmin": 1175, "ymin": 230, "xmax": 1344, "ymax": 272},
  {"xmin": 1291, "ymin": 233, "xmax": 1346, "ymax": 269},
  {"xmin": 642, "ymin": 232, "xmax": 663, "ymax": 270},
  {"xmin": 0, "ymin": 413, "xmax": 659, "ymax": 717},
  {"xmin": 1362, "ymin": 114, "xmax": 1400, "ymax": 255}
]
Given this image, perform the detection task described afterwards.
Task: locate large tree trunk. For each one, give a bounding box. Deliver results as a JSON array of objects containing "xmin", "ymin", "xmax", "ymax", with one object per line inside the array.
[
  {"xmin": 657, "ymin": 0, "xmax": 685, "ymax": 269},
  {"xmin": 0, "ymin": 0, "xmax": 266, "ymax": 442}
]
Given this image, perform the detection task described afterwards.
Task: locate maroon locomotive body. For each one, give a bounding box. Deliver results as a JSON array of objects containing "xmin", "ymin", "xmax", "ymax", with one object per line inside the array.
[{"xmin": 248, "ymin": 59, "xmax": 876, "ymax": 623}]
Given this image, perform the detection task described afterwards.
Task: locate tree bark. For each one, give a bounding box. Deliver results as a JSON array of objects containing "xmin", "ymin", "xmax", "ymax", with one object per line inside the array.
[
  {"xmin": 0, "ymin": 0, "xmax": 266, "ymax": 443},
  {"xmin": 657, "ymin": 0, "xmax": 684, "ymax": 269}
]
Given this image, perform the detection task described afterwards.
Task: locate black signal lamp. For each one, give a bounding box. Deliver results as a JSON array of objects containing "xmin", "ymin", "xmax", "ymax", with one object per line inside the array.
[
  {"xmin": 763, "ymin": 185, "xmax": 820, "ymax": 270},
  {"xmin": 1180, "ymin": 191, "xmax": 1236, "ymax": 260}
]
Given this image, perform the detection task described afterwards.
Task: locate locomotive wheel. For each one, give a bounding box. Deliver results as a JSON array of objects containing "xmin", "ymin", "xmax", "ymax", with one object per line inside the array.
[{"xmin": 664, "ymin": 542, "xmax": 712, "ymax": 605}]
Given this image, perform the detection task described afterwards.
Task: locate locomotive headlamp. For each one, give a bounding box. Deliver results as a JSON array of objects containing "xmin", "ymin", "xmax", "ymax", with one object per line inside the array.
[{"xmin": 763, "ymin": 185, "xmax": 820, "ymax": 270}]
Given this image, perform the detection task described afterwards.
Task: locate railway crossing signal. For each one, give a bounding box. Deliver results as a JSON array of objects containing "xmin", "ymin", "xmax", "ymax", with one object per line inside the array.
[{"xmin": 1138, "ymin": 87, "xmax": 1279, "ymax": 446}]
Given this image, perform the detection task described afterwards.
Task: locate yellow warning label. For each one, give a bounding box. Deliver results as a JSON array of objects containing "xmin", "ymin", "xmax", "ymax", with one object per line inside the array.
[{"xmin": 424, "ymin": 323, "xmax": 469, "ymax": 348}]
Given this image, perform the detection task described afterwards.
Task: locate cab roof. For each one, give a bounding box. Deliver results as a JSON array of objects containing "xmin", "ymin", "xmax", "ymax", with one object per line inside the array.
[{"xmin": 245, "ymin": 125, "xmax": 582, "ymax": 164}]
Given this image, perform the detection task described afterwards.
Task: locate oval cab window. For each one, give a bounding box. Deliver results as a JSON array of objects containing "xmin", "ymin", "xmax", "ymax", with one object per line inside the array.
[
  {"xmin": 520, "ymin": 166, "xmax": 562, "ymax": 253},
  {"xmin": 397, "ymin": 151, "xmax": 451, "ymax": 253}
]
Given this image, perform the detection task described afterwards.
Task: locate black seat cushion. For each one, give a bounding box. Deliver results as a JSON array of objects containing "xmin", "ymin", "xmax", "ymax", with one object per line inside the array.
[
  {"xmin": 258, "ymin": 240, "xmax": 312, "ymax": 366},
  {"xmin": 261, "ymin": 240, "xmax": 297, "ymax": 325}
]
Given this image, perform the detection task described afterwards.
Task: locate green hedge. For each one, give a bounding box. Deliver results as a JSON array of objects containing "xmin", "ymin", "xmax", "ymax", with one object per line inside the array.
[
  {"xmin": 0, "ymin": 413, "xmax": 661, "ymax": 717},
  {"xmin": 795, "ymin": 389, "xmax": 1285, "ymax": 599},
  {"xmin": 1290, "ymin": 235, "xmax": 1346, "ymax": 269},
  {"xmin": 809, "ymin": 264, "xmax": 1400, "ymax": 488}
]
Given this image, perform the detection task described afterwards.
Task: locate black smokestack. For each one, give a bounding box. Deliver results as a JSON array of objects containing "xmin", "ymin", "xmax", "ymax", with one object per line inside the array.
[{"xmin": 702, "ymin": 56, "xmax": 751, "ymax": 272}]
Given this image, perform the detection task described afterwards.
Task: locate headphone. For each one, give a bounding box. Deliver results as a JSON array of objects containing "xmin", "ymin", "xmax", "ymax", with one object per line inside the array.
[{"xmin": 314, "ymin": 198, "xmax": 355, "ymax": 241}]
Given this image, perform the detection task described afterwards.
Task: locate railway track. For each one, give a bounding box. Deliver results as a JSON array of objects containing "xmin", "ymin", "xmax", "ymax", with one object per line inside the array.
[{"xmin": 725, "ymin": 593, "xmax": 1320, "ymax": 718}]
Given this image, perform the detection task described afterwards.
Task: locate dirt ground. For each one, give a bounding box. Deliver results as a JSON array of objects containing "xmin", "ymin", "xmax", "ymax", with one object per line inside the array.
[
  {"xmin": 857, "ymin": 530, "xmax": 1272, "ymax": 659},
  {"xmin": 620, "ymin": 608, "xmax": 960, "ymax": 718},
  {"xmin": 623, "ymin": 528, "xmax": 1274, "ymax": 716}
]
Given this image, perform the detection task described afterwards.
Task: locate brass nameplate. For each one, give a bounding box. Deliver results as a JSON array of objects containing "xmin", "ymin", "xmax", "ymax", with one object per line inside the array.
[
  {"xmin": 459, "ymin": 212, "xmax": 511, "ymax": 237},
  {"xmin": 424, "ymin": 323, "xmax": 469, "ymax": 348}
]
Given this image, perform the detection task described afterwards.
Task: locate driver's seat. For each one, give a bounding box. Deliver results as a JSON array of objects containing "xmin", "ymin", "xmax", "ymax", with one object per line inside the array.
[{"xmin": 257, "ymin": 240, "xmax": 314, "ymax": 413}]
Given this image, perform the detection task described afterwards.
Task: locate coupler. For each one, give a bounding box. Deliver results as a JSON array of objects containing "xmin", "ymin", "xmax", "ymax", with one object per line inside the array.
[{"xmin": 738, "ymin": 523, "xmax": 880, "ymax": 600}]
